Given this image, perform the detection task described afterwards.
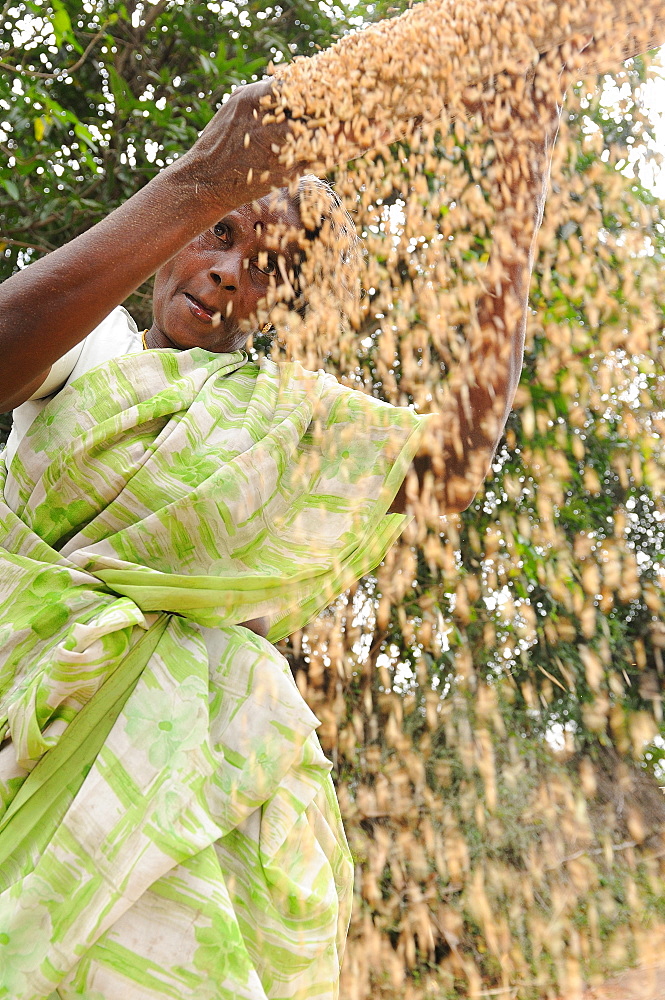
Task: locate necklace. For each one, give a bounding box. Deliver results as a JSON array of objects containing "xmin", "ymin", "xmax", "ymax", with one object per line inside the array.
[{"xmin": 142, "ymin": 330, "xmax": 149, "ymax": 350}]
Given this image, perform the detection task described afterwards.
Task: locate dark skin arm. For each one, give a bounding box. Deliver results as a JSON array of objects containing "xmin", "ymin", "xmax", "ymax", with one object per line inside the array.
[
  {"xmin": 388, "ymin": 245, "xmax": 541, "ymax": 516},
  {"xmin": 389, "ymin": 61, "xmax": 566, "ymax": 516},
  {"xmin": 0, "ymin": 80, "xmax": 298, "ymax": 411}
]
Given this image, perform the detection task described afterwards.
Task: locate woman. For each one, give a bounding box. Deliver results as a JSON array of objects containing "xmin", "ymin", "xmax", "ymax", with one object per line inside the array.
[{"xmin": 0, "ymin": 72, "xmax": 559, "ymax": 999}]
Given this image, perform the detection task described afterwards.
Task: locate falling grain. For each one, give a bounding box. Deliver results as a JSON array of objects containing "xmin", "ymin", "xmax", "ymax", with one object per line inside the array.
[{"xmin": 245, "ymin": 2, "xmax": 665, "ymax": 996}]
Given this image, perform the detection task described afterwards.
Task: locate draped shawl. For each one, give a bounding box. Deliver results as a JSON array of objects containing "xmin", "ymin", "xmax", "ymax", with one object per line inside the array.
[{"xmin": 0, "ymin": 348, "xmax": 429, "ymax": 1000}]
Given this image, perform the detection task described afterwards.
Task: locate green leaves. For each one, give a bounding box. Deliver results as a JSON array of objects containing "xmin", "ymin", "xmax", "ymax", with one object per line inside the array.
[
  {"xmin": 49, "ymin": 0, "xmax": 76, "ymax": 48},
  {"xmin": 2, "ymin": 180, "xmax": 20, "ymax": 202}
]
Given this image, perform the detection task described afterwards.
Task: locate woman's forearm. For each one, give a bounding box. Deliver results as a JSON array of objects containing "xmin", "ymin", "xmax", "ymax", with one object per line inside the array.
[
  {"xmin": 414, "ymin": 138, "xmax": 554, "ymax": 513},
  {"xmin": 0, "ymin": 80, "xmax": 296, "ymax": 411},
  {"xmin": 390, "ymin": 246, "xmax": 533, "ymax": 517},
  {"xmin": 433, "ymin": 255, "xmax": 532, "ymax": 513},
  {"xmin": 0, "ymin": 163, "xmax": 223, "ymax": 409}
]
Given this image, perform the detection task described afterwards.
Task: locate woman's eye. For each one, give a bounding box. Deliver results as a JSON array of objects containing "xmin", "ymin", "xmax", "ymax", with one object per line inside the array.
[
  {"xmin": 212, "ymin": 222, "xmax": 231, "ymax": 243},
  {"xmin": 256, "ymin": 252, "xmax": 277, "ymax": 276}
]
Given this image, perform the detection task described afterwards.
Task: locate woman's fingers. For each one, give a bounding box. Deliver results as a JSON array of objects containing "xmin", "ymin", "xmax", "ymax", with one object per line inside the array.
[{"xmin": 182, "ymin": 79, "xmax": 305, "ymax": 209}]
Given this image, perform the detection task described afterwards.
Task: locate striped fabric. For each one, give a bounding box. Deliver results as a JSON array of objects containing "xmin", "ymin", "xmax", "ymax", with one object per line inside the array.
[{"xmin": 0, "ymin": 347, "xmax": 429, "ymax": 1000}]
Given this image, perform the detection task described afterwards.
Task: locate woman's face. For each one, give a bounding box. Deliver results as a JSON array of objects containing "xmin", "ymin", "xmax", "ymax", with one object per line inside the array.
[{"xmin": 148, "ymin": 191, "xmax": 303, "ymax": 352}]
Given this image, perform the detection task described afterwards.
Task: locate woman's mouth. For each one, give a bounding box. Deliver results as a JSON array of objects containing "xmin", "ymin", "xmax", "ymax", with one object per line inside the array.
[{"xmin": 184, "ymin": 293, "xmax": 221, "ymax": 325}]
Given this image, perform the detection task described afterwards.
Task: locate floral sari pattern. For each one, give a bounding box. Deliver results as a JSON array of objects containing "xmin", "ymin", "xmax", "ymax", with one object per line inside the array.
[{"xmin": 0, "ymin": 348, "xmax": 429, "ymax": 999}]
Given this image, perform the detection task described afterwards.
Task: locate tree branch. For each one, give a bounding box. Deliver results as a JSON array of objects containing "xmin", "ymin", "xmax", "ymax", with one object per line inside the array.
[
  {"xmin": 0, "ymin": 237, "xmax": 53, "ymax": 253},
  {"xmin": 0, "ymin": 22, "xmax": 109, "ymax": 81}
]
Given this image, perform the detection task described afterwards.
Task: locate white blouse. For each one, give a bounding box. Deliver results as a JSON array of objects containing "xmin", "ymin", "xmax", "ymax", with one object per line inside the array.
[{"xmin": 6, "ymin": 306, "xmax": 142, "ymax": 467}]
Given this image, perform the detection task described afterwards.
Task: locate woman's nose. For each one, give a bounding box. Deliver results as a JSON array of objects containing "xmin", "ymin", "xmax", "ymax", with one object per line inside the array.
[{"xmin": 209, "ymin": 254, "xmax": 241, "ymax": 292}]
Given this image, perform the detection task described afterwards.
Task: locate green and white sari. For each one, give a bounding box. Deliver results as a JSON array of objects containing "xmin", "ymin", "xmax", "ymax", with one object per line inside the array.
[{"xmin": 0, "ymin": 348, "xmax": 429, "ymax": 999}]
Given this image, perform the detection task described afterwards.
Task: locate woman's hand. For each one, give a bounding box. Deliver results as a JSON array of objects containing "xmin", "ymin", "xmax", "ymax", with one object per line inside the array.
[{"xmin": 177, "ymin": 79, "xmax": 304, "ymax": 211}]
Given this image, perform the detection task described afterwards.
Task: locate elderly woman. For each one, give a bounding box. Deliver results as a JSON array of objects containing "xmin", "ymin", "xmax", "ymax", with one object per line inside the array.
[{"xmin": 0, "ymin": 73, "xmax": 558, "ymax": 1000}]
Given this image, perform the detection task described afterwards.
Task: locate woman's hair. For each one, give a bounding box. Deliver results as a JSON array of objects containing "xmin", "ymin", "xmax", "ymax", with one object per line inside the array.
[
  {"xmin": 290, "ymin": 175, "xmax": 364, "ymax": 327},
  {"xmin": 252, "ymin": 176, "xmax": 365, "ymax": 364}
]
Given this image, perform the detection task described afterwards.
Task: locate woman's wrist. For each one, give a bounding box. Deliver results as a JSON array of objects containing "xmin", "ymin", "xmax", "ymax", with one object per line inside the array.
[
  {"xmin": 167, "ymin": 80, "xmax": 302, "ymax": 216},
  {"xmin": 157, "ymin": 152, "xmax": 236, "ymax": 230}
]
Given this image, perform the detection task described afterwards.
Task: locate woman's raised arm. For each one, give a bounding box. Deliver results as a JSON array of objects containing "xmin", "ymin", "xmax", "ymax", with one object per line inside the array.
[
  {"xmin": 0, "ymin": 80, "xmax": 298, "ymax": 411},
  {"xmin": 391, "ymin": 60, "xmax": 566, "ymax": 516}
]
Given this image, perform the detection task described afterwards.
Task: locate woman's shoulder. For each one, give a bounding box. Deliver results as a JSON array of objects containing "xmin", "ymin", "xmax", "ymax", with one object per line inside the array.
[
  {"xmin": 261, "ymin": 356, "xmax": 434, "ymax": 434},
  {"xmin": 4, "ymin": 307, "xmax": 143, "ymax": 467},
  {"xmin": 74, "ymin": 306, "xmax": 142, "ymax": 376},
  {"xmin": 24, "ymin": 306, "xmax": 141, "ymax": 404}
]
